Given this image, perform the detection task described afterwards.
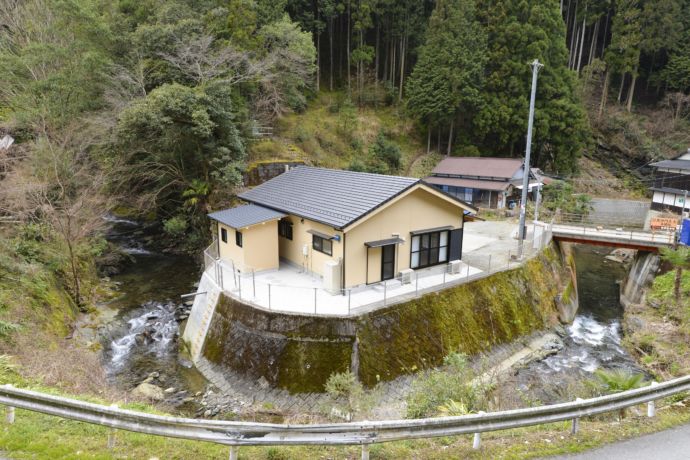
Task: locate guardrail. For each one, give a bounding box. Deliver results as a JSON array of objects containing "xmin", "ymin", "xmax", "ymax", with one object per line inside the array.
[{"xmin": 0, "ymin": 374, "xmax": 687, "ymax": 459}]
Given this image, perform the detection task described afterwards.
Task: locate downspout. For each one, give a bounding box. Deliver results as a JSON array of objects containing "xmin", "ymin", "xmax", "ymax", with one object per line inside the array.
[{"xmin": 342, "ymin": 232, "xmax": 347, "ymax": 293}]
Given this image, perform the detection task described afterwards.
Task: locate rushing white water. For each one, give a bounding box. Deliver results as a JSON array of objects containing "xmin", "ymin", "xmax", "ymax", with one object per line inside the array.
[
  {"xmin": 120, "ymin": 246, "xmax": 154, "ymax": 255},
  {"xmin": 109, "ymin": 302, "xmax": 179, "ymax": 371},
  {"xmin": 102, "ymin": 214, "xmax": 139, "ymax": 226}
]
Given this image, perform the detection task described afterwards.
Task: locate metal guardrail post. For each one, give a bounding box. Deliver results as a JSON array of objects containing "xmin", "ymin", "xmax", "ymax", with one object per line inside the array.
[
  {"xmin": 107, "ymin": 404, "xmax": 118, "ymax": 448},
  {"xmin": 648, "ymin": 382, "xmax": 659, "ymax": 417},
  {"xmin": 252, "ymin": 269, "xmax": 256, "ymax": 298},
  {"xmin": 488, "ymin": 255, "xmax": 492, "ymax": 273},
  {"xmin": 5, "ymin": 405, "xmax": 14, "ymax": 424},
  {"xmin": 472, "ymin": 411, "xmax": 485, "ymax": 449},
  {"xmin": 383, "ymin": 282, "xmax": 387, "ymax": 307},
  {"xmin": 415, "ymin": 273, "xmax": 419, "ymax": 297},
  {"xmin": 361, "ymin": 444, "xmax": 370, "ymax": 460},
  {"xmin": 507, "ymin": 251, "xmax": 511, "ymax": 268},
  {"xmin": 238, "ymin": 274, "xmax": 242, "ymax": 300},
  {"xmin": 348, "ymin": 289, "xmax": 351, "ymax": 314},
  {"xmin": 443, "ymin": 270, "xmax": 446, "ymax": 284},
  {"xmin": 229, "ymin": 446, "xmax": 239, "ymax": 460},
  {"xmin": 466, "ymin": 263, "xmax": 470, "ymax": 282},
  {"xmin": 314, "ymin": 288, "xmax": 318, "ymax": 313},
  {"xmin": 268, "ymin": 284, "xmax": 271, "ymax": 310},
  {"xmin": 571, "ymin": 398, "xmax": 583, "ymax": 434}
]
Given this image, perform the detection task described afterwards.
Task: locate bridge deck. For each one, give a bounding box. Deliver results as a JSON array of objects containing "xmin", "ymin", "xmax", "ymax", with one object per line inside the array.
[{"xmin": 552, "ymin": 224, "xmax": 675, "ymax": 251}]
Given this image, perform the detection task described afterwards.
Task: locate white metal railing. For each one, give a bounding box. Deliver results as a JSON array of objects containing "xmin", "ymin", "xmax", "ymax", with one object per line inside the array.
[
  {"xmin": 200, "ymin": 223, "xmax": 555, "ymax": 317},
  {"xmin": 0, "ymin": 375, "xmax": 685, "ymax": 458},
  {"xmin": 551, "ymin": 224, "xmax": 676, "ymax": 246}
]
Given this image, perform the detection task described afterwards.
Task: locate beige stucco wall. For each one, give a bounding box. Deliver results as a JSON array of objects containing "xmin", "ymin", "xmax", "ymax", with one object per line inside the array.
[
  {"xmin": 344, "ymin": 186, "xmax": 464, "ymax": 286},
  {"xmin": 278, "ymin": 214, "xmax": 343, "ymax": 276},
  {"xmin": 217, "ymin": 221, "xmax": 280, "ymax": 272}
]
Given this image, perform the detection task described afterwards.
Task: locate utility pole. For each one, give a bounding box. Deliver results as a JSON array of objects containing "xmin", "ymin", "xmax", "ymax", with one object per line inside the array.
[{"xmin": 517, "ymin": 59, "xmax": 543, "ymax": 259}]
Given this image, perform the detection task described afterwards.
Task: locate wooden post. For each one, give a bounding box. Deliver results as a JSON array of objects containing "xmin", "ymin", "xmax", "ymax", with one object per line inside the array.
[
  {"xmin": 229, "ymin": 446, "xmax": 239, "ymax": 460},
  {"xmin": 648, "ymin": 382, "xmax": 659, "ymax": 417}
]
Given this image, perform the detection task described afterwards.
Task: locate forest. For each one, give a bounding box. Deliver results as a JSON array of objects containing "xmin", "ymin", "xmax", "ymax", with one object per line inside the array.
[{"xmin": 1, "ymin": 0, "xmax": 690, "ymax": 311}]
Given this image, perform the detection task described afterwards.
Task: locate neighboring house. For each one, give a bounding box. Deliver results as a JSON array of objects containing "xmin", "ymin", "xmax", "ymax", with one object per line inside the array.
[
  {"xmin": 208, "ymin": 166, "xmax": 477, "ymax": 292},
  {"xmin": 649, "ymin": 149, "xmax": 690, "ymax": 213},
  {"xmin": 424, "ymin": 157, "xmax": 543, "ymax": 209}
]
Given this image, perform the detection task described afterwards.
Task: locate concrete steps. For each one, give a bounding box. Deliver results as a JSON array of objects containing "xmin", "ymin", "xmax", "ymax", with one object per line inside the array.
[{"xmin": 191, "ymin": 288, "xmax": 220, "ymax": 360}]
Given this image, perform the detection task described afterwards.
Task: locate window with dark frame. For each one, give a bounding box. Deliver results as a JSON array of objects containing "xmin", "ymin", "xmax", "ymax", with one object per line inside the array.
[
  {"xmin": 410, "ymin": 230, "xmax": 449, "ymax": 269},
  {"xmin": 278, "ymin": 219, "xmax": 293, "ymax": 240},
  {"xmin": 221, "ymin": 227, "xmax": 227, "ymax": 243},
  {"xmin": 312, "ymin": 235, "xmax": 332, "ymax": 256},
  {"xmin": 235, "ymin": 230, "xmax": 243, "ymax": 247}
]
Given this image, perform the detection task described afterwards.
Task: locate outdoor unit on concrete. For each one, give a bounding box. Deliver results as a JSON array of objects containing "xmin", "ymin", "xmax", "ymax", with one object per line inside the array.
[
  {"xmin": 400, "ymin": 268, "xmax": 414, "ymax": 284},
  {"xmin": 448, "ymin": 259, "xmax": 461, "ymax": 274},
  {"xmin": 323, "ymin": 260, "xmax": 342, "ymax": 294}
]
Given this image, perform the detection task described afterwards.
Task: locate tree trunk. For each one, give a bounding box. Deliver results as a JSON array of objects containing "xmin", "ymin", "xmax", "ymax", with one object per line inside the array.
[
  {"xmin": 391, "ymin": 39, "xmax": 396, "ymax": 84},
  {"xmin": 617, "ymin": 73, "xmax": 626, "ymax": 103},
  {"xmin": 316, "ymin": 32, "xmax": 320, "ymax": 92},
  {"xmin": 588, "ymin": 18, "xmax": 599, "ymax": 66},
  {"xmin": 569, "ymin": 25, "xmax": 579, "ymax": 69},
  {"xmin": 601, "ymin": 10, "xmax": 610, "ymax": 57},
  {"xmin": 447, "ymin": 118, "xmax": 454, "ymax": 156},
  {"xmin": 437, "ymin": 127, "xmax": 441, "ymax": 153},
  {"xmin": 626, "ymin": 67, "xmax": 637, "ymax": 112},
  {"xmin": 398, "ymin": 35, "xmax": 406, "ymax": 101},
  {"xmin": 568, "ymin": 0, "xmax": 578, "ymax": 64},
  {"xmin": 427, "ymin": 124, "xmax": 431, "ymax": 154},
  {"xmin": 576, "ymin": 10, "xmax": 587, "ymax": 72},
  {"xmin": 347, "ymin": 0, "xmax": 351, "ymax": 95},
  {"xmin": 382, "ymin": 37, "xmax": 388, "ymax": 82},
  {"xmin": 375, "ymin": 22, "xmax": 380, "ymax": 85},
  {"xmin": 329, "ymin": 18, "xmax": 334, "ymax": 91},
  {"xmin": 598, "ymin": 69, "xmax": 610, "ymax": 120}
]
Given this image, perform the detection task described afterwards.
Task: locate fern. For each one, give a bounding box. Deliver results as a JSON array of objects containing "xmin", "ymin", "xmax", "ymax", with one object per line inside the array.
[{"xmin": 594, "ymin": 369, "xmax": 644, "ymax": 393}]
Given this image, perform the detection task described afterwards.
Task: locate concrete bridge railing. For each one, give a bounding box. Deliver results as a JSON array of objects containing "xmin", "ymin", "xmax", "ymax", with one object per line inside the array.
[
  {"xmin": 552, "ymin": 223, "xmax": 676, "ymax": 249},
  {"xmin": 0, "ymin": 374, "xmax": 687, "ymax": 459}
]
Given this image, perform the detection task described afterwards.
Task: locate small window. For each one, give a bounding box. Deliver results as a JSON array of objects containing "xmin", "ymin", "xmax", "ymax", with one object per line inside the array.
[
  {"xmin": 235, "ymin": 230, "xmax": 243, "ymax": 247},
  {"xmin": 278, "ymin": 220, "xmax": 293, "ymax": 240},
  {"xmin": 312, "ymin": 235, "xmax": 332, "ymax": 256},
  {"xmin": 410, "ymin": 230, "xmax": 449, "ymax": 269},
  {"xmin": 221, "ymin": 227, "xmax": 227, "ymax": 243}
]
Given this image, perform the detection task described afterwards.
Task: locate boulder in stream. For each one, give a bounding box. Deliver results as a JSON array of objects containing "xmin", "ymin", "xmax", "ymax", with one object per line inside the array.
[{"xmin": 133, "ymin": 382, "xmax": 165, "ymax": 401}]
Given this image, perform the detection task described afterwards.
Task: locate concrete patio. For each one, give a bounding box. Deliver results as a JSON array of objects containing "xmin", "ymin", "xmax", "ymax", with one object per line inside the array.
[{"xmin": 211, "ymin": 259, "xmax": 483, "ymax": 316}]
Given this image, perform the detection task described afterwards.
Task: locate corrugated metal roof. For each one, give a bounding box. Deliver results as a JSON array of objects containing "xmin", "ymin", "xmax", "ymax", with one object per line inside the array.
[
  {"xmin": 239, "ymin": 166, "xmax": 419, "ymax": 228},
  {"xmin": 424, "ymin": 176, "xmax": 512, "ymax": 191},
  {"xmin": 650, "ymin": 159, "xmax": 690, "ymax": 170},
  {"xmin": 208, "ymin": 204, "xmax": 285, "ymax": 229},
  {"xmin": 431, "ymin": 157, "xmax": 524, "ymax": 179}
]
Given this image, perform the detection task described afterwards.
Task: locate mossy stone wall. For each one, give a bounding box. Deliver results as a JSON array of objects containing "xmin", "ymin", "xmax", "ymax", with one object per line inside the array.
[{"xmin": 202, "ymin": 246, "xmax": 567, "ymax": 392}]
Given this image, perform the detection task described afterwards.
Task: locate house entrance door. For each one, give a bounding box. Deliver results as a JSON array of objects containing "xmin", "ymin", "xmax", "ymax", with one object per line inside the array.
[{"xmin": 381, "ymin": 244, "xmax": 395, "ymax": 281}]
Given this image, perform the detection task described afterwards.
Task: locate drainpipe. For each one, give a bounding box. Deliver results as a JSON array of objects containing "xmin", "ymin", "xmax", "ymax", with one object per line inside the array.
[{"xmin": 341, "ymin": 232, "xmax": 347, "ymax": 293}]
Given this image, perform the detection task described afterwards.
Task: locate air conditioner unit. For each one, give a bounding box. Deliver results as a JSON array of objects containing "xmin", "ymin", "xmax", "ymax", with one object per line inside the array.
[
  {"xmin": 448, "ymin": 260, "xmax": 461, "ymax": 275},
  {"xmin": 400, "ymin": 268, "xmax": 414, "ymax": 284}
]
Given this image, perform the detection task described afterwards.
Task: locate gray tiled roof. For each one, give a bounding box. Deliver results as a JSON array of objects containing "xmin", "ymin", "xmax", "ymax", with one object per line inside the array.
[
  {"xmin": 239, "ymin": 166, "xmax": 420, "ymax": 228},
  {"xmin": 208, "ymin": 204, "xmax": 285, "ymax": 229}
]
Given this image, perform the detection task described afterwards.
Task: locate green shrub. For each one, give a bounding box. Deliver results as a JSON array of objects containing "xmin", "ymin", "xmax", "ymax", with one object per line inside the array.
[
  {"xmin": 324, "ymin": 370, "xmax": 370, "ymax": 421},
  {"xmin": 0, "ymin": 320, "xmax": 20, "ymax": 338},
  {"xmin": 406, "ymin": 352, "xmax": 489, "ymax": 418},
  {"xmin": 163, "ymin": 216, "xmax": 188, "ymax": 237},
  {"xmin": 594, "ymin": 369, "xmax": 645, "ymax": 393}
]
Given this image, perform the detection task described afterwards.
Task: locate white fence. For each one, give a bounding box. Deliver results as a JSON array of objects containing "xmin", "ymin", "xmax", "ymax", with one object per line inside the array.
[
  {"xmin": 201, "ymin": 222, "xmax": 554, "ymax": 317},
  {"xmin": 0, "ymin": 374, "xmax": 683, "ymax": 458}
]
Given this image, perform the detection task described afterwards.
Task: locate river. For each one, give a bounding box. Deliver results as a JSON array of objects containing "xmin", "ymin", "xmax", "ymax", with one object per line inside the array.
[
  {"xmin": 513, "ymin": 244, "xmax": 643, "ymax": 403},
  {"xmin": 99, "ymin": 216, "xmax": 207, "ymax": 409}
]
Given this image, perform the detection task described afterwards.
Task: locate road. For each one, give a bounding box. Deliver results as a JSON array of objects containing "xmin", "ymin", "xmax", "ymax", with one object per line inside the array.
[{"xmin": 550, "ymin": 423, "xmax": 690, "ymax": 459}]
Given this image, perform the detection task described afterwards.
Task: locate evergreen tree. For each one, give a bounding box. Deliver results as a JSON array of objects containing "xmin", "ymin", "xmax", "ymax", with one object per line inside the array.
[
  {"xmin": 476, "ymin": 0, "xmax": 588, "ymax": 173},
  {"xmin": 405, "ymin": 0, "xmax": 487, "ymax": 154}
]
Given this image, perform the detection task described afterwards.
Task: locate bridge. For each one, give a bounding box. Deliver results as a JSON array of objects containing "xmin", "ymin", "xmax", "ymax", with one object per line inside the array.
[{"xmin": 551, "ymin": 223, "xmax": 676, "ymax": 251}]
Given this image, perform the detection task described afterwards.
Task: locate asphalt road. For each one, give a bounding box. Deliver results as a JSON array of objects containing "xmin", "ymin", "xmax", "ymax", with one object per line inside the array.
[{"xmin": 550, "ymin": 423, "xmax": 690, "ymax": 459}]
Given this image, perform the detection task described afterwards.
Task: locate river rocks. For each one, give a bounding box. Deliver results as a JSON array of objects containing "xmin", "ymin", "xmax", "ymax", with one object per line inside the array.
[
  {"xmin": 178, "ymin": 357, "xmax": 193, "ymax": 369},
  {"xmin": 133, "ymin": 382, "xmax": 165, "ymax": 401},
  {"xmin": 164, "ymin": 387, "xmax": 176, "ymax": 394}
]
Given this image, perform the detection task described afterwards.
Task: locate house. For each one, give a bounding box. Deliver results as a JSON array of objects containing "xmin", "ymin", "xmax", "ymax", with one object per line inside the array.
[
  {"xmin": 208, "ymin": 166, "xmax": 477, "ymax": 292},
  {"xmin": 649, "ymin": 149, "xmax": 690, "ymax": 213},
  {"xmin": 424, "ymin": 157, "xmax": 543, "ymax": 209}
]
